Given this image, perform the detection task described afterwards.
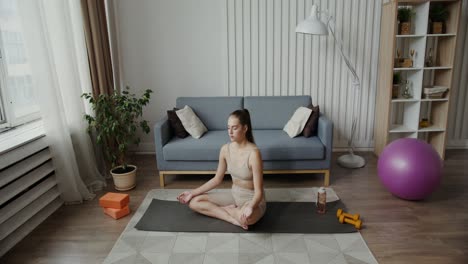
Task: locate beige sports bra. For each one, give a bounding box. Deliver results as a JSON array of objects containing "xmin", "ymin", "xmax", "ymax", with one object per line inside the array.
[{"xmin": 226, "ymin": 143, "xmax": 255, "ymax": 181}]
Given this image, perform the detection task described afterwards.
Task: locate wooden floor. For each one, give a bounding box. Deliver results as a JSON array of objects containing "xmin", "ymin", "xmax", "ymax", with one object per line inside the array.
[{"xmin": 1, "ymin": 150, "xmax": 467, "ymax": 264}]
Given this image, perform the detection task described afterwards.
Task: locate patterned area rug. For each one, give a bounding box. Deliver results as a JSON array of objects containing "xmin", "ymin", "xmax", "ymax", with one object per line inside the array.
[{"xmin": 104, "ymin": 188, "xmax": 378, "ymax": 264}]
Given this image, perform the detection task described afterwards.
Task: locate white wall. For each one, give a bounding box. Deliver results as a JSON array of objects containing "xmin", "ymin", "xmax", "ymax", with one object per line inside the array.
[
  {"xmin": 225, "ymin": 0, "xmax": 381, "ymax": 149},
  {"xmin": 114, "ymin": 0, "xmax": 228, "ymax": 152},
  {"xmin": 114, "ymin": 0, "xmax": 468, "ymax": 153}
]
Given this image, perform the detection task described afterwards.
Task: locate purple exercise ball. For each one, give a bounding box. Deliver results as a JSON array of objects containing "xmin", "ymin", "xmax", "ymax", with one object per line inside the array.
[{"xmin": 377, "ymin": 138, "xmax": 443, "ymax": 200}]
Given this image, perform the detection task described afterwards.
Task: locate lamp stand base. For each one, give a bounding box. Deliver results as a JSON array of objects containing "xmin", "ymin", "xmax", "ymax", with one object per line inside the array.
[{"xmin": 337, "ymin": 153, "xmax": 366, "ymax": 169}]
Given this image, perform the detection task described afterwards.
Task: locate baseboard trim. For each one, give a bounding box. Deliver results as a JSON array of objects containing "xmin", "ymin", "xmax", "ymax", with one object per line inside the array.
[
  {"xmin": 446, "ymin": 140, "xmax": 468, "ymax": 149},
  {"xmin": 333, "ymin": 147, "xmax": 374, "ymax": 152},
  {"xmin": 129, "ymin": 143, "xmax": 155, "ymax": 153}
]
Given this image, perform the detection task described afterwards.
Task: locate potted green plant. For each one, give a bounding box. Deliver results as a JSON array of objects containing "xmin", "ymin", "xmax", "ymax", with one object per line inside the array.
[
  {"xmin": 429, "ymin": 3, "xmax": 449, "ymax": 34},
  {"xmin": 82, "ymin": 87, "xmax": 153, "ymax": 191},
  {"xmin": 397, "ymin": 7, "xmax": 415, "ymax": 35}
]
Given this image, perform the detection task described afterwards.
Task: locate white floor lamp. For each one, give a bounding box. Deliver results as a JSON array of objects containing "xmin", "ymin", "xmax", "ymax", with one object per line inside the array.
[{"xmin": 296, "ymin": 5, "xmax": 366, "ymax": 168}]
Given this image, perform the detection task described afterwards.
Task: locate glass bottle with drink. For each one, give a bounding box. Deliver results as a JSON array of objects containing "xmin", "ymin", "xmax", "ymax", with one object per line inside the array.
[{"xmin": 316, "ymin": 187, "xmax": 326, "ymax": 214}]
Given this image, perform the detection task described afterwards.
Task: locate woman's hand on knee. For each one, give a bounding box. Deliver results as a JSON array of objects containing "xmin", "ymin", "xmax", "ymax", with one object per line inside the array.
[
  {"xmin": 177, "ymin": 191, "xmax": 194, "ymax": 204},
  {"xmin": 240, "ymin": 205, "xmax": 253, "ymax": 224}
]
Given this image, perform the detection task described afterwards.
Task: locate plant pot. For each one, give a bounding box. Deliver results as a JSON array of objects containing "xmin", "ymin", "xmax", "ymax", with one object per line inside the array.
[
  {"xmin": 400, "ymin": 22, "xmax": 411, "ymax": 35},
  {"xmin": 110, "ymin": 165, "xmax": 137, "ymax": 191},
  {"xmin": 432, "ymin": 22, "xmax": 443, "ymax": 34}
]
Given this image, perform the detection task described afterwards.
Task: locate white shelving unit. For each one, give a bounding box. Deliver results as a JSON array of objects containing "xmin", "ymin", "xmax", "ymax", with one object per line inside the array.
[{"xmin": 374, "ymin": 0, "xmax": 461, "ymax": 159}]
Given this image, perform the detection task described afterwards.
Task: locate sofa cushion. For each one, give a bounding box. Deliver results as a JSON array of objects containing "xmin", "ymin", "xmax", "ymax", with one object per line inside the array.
[
  {"xmin": 283, "ymin": 106, "xmax": 312, "ymax": 138},
  {"xmin": 302, "ymin": 104, "xmax": 320, "ymax": 137},
  {"xmin": 163, "ymin": 130, "xmax": 229, "ymax": 161},
  {"xmin": 254, "ymin": 130, "xmax": 324, "ymax": 160},
  {"xmin": 167, "ymin": 108, "xmax": 189, "ymax": 138},
  {"xmin": 244, "ymin": 96, "xmax": 311, "ymax": 129},
  {"xmin": 176, "ymin": 105, "xmax": 208, "ymax": 139},
  {"xmin": 176, "ymin": 97, "xmax": 243, "ymax": 130}
]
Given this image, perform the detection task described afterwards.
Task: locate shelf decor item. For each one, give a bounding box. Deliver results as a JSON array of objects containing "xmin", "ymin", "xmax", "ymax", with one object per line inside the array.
[
  {"xmin": 425, "ymin": 48, "xmax": 434, "ymax": 67},
  {"xmin": 409, "ymin": 49, "xmax": 416, "ymax": 66},
  {"xmin": 296, "ymin": 5, "xmax": 365, "ymax": 168},
  {"xmin": 394, "ymin": 49, "xmax": 402, "ymax": 67},
  {"xmin": 419, "ymin": 118, "xmax": 430, "ymax": 128},
  {"xmin": 424, "ymin": 86, "xmax": 449, "ymax": 99},
  {"xmin": 394, "ymin": 49, "xmax": 414, "ymax": 68},
  {"xmin": 400, "ymin": 58, "xmax": 413, "ymax": 68},
  {"xmin": 397, "ymin": 7, "xmax": 415, "ymax": 34},
  {"xmin": 402, "ymin": 80, "xmax": 413, "ymax": 99},
  {"xmin": 429, "ymin": 3, "xmax": 449, "ymax": 34}
]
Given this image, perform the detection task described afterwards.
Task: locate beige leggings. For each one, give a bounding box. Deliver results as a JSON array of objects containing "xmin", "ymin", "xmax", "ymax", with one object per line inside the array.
[{"xmin": 208, "ymin": 185, "xmax": 267, "ymax": 217}]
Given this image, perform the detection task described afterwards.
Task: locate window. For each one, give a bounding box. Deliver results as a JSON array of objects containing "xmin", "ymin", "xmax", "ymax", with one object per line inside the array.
[{"xmin": 0, "ymin": 0, "xmax": 40, "ymax": 131}]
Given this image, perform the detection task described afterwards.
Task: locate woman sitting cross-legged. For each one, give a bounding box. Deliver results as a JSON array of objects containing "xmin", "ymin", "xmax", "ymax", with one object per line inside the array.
[{"xmin": 177, "ymin": 109, "xmax": 266, "ymax": 230}]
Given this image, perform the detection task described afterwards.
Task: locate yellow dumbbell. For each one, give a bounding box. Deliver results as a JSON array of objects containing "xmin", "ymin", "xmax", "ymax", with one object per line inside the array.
[
  {"xmin": 338, "ymin": 214, "xmax": 362, "ymax": 229},
  {"xmin": 336, "ymin": 208, "xmax": 360, "ymax": 221}
]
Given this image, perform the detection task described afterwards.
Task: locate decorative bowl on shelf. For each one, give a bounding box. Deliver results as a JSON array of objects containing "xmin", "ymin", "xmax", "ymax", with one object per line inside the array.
[{"xmin": 419, "ymin": 118, "xmax": 430, "ymax": 128}]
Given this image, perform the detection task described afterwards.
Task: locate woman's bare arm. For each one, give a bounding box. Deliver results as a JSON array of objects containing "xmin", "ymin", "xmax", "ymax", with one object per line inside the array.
[
  {"xmin": 247, "ymin": 149, "xmax": 264, "ymax": 208},
  {"xmin": 189, "ymin": 144, "xmax": 228, "ymax": 196}
]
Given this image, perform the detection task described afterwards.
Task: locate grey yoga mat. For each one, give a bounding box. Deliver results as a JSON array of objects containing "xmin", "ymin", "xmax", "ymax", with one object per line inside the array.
[{"xmin": 135, "ymin": 199, "xmax": 358, "ymax": 233}]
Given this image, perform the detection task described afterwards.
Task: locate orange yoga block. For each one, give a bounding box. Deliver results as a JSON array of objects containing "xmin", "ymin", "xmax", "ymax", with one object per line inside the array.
[
  {"xmin": 103, "ymin": 205, "xmax": 130, "ymax": 219},
  {"xmin": 99, "ymin": 192, "xmax": 129, "ymax": 209}
]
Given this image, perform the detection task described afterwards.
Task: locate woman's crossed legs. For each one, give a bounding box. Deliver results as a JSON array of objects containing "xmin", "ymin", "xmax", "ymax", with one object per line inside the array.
[
  {"xmin": 188, "ymin": 193, "xmax": 248, "ymax": 229},
  {"xmin": 188, "ymin": 189, "xmax": 265, "ymax": 230}
]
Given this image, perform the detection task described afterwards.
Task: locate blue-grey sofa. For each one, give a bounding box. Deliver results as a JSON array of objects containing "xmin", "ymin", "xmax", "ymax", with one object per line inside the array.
[{"xmin": 154, "ymin": 96, "xmax": 333, "ymax": 187}]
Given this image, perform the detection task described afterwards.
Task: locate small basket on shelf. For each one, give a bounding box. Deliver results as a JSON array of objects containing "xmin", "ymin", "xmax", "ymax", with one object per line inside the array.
[
  {"xmin": 394, "ymin": 58, "xmax": 413, "ymax": 68},
  {"xmin": 394, "ymin": 49, "xmax": 415, "ymax": 68}
]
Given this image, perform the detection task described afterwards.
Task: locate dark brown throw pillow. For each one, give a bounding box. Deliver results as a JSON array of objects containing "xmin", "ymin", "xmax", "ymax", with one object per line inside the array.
[
  {"xmin": 167, "ymin": 108, "xmax": 189, "ymax": 138},
  {"xmin": 302, "ymin": 104, "xmax": 320, "ymax": 137}
]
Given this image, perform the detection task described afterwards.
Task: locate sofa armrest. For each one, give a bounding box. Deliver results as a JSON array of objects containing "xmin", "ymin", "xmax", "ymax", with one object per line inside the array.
[
  {"xmin": 317, "ymin": 114, "xmax": 334, "ymax": 167},
  {"xmin": 154, "ymin": 116, "xmax": 172, "ymax": 169}
]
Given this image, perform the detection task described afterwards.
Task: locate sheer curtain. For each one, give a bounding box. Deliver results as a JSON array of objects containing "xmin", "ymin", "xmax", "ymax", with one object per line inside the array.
[{"xmin": 18, "ymin": 0, "xmax": 107, "ymax": 203}]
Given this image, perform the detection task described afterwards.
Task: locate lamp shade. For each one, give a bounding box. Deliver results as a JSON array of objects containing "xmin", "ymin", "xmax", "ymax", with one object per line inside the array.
[{"xmin": 295, "ymin": 5, "xmax": 328, "ymax": 35}]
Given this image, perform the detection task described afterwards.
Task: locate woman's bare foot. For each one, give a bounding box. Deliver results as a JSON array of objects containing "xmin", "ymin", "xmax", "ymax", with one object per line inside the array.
[
  {"xmin": 230, "ymin": 218, "xmax": 248, "ymax": 230},
  {"xmin": 223, "ymin": 205, "xmax": 248, "ymax": 230},
  {"xmin": 222, "ymin": 204, "xmax": 237, "ymax": 210}
]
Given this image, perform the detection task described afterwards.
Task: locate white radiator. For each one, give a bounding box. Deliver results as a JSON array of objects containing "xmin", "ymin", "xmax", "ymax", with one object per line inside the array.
[{"xmin": 0, "ymin": 136, "xmax": 63, "ymax": 257}]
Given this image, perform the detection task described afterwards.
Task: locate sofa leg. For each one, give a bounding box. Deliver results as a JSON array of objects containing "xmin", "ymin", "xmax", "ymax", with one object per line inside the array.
[
  {"xmin": 159, "ymin": 172, "xmax": 165, "ymax": 188},
  {"xmin": 324, "ymin": 170, "xmax": 330, "ymax": 186}
]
